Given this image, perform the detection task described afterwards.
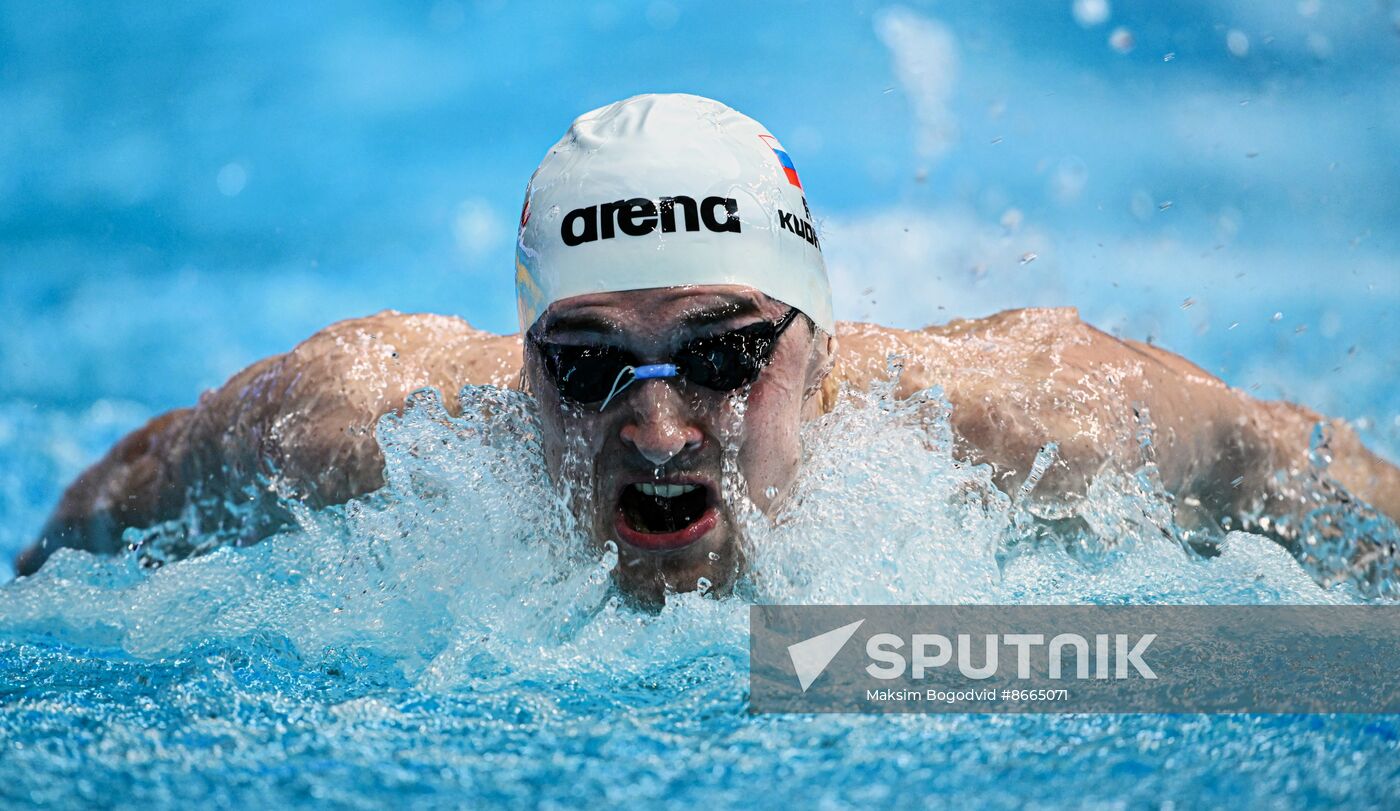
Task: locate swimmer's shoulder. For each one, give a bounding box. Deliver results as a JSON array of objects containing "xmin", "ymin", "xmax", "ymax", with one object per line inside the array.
[
  {"xmin": 937, "ymin": 307, "xmax": 1227, "ymax": 390},
  {"xmin": 197, "ymin": 310, "xmax": 523, "ymax": 455},
  {"xmin": 828, "ymin": 308, "xmax": 1100, "ymax": 400},
  {"xmin": 182, "ymin": 310, "xmax": 525, "ymax": 507},
  {"xmin": 835, "ymin": 307, "xmax": 1085, "ymax": 345},
  {"xmin": 290, "ymin": 310, "xmax": 524, "ymax": 391},
  {"xmin": 922, "ymin": 306, "xmax": 1085, "ymax": 341}
]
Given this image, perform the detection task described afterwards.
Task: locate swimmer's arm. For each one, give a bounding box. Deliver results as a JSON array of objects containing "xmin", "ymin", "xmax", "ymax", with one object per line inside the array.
[
  {"xmin": 15, "ymin": 408, "xmax": 194, "ymax": 576},
  {"xmin": 1119, "ymin": 337, "xmax": 1400, "ymax": 537},
  {"xmin": 1234, "ymin": 397, "xmax": 1400, "ymax": 534},
  {"xmin": 848, "ymin": 310, "xmax": 1400, "ymax": 535},
  {"xmin": 16, "ymin": 311, "xmax": 522, "ymax": 576}
]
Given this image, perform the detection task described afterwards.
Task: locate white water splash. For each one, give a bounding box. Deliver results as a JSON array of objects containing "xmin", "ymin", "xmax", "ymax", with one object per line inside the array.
[{"xmin": 0, "ymin": 379, "xmax": 1379, "ymax": 693}]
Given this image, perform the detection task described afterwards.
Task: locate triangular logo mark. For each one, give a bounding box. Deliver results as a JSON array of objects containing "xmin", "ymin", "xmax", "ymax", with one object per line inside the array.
[{"xmin": 787, "ymin": 619, "xmax": 865, "ymax": 692}]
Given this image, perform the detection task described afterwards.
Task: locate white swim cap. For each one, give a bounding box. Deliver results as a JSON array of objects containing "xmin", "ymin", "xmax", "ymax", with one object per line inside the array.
[{"xmin": 515, "ymin": 93, "xmax": 833, "ymax": 333}]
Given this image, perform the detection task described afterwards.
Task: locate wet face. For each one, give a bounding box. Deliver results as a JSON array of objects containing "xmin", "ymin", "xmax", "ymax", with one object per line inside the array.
[{"xmin": 524, "ymin": 285, "xmax": 831, "ymax": 604}]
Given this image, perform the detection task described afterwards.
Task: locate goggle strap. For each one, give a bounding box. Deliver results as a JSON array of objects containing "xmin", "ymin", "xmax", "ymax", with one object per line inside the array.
[{"xmin": 598, "ymin": 365, "xmax": 635, "ymax": 412}]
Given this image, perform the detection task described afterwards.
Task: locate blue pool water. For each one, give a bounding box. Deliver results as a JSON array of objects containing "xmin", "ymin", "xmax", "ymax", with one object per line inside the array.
[{"xmin": 4, "ymin": 1, "xmax": 1399, "ymax": 807}]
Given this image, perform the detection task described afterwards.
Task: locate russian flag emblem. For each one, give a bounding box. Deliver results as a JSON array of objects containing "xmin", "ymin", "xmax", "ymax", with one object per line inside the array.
[{"xmin": 759, "ymin": 134, "xmax": 802, "ymax": 189}]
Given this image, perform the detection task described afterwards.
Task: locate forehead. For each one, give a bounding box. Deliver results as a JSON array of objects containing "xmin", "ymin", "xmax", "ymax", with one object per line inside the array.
[{"xmin": 538, "ymin": 285, "xmax": 780, "ymax": 339}]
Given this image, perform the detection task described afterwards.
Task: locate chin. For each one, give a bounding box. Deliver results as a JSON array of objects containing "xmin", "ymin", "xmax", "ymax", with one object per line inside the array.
[{"xmin": 596, "ymin": 512, "xmax": 742, "ymax": 606}]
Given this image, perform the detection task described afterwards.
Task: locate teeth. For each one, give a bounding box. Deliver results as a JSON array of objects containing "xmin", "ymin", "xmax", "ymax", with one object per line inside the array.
[{"xmin": 635, "ymin": 483, "xmax": 700, "ymax": 498}]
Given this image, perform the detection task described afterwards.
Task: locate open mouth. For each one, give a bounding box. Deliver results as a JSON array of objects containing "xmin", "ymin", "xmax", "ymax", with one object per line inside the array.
[{"xmin": 613, "ymin": 481, "xmax": 718, "ymax": 551}]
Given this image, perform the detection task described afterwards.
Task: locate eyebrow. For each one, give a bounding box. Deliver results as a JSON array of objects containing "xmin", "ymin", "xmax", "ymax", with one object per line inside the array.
[
  {"xmin": 677, "ymin": 300, "xmax": 761, "ymax": 330},
  {"xmin": 540, "ymin": 312, "xmax": 622, "ymax": 337},
  {"xmin": 541, "ymin": 299, "xmax": 762, "ymax": 339}
]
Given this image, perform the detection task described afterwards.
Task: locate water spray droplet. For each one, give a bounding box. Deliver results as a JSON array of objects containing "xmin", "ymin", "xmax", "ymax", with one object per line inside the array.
[
  {"xmin": 1226, "ymin": 30, "xmax": 1250, "ymax": 58},
  {"xmin": 1109, "ymin": 27, "xmax": 1134, "ymax": 54},
  {"xmin": 216, "ymin": 162, "xmax": 248, "ymax": 197},
  {"xmin": 1072, "ymin": 0, "xmax": 1110, "ymax": 28}
]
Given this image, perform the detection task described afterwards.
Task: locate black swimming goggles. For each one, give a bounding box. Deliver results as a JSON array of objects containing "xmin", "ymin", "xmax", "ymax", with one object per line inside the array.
[{"xmin": 531, "ymin": 307, "xmax": 802, "ymax": 410}]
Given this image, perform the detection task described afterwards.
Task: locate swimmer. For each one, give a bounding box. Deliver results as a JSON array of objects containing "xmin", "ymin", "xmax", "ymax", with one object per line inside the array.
[{"xmin": 18, "ymin": 94, "xmax": 1400, "ymax": 601}]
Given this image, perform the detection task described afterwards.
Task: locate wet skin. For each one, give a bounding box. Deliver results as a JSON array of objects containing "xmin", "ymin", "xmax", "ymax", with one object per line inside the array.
[
  {"xmin": 524, "ymin": 287, "xmax": 831, "ymax": 601},
  {"xmin": 17, "ymin": 290, "xmax": 1400, "ymax": 598}
]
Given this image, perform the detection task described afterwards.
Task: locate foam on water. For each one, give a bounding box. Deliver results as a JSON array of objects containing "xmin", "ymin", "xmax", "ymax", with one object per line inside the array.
[{"xmin": 0, "ymin": 381, "xmax": 1396, "ymax": 807}]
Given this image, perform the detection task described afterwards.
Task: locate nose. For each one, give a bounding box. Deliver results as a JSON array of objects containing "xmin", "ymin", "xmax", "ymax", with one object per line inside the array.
[{"xmin": 619, "ymin": 380, "xmax": 704, "ymax": 466}]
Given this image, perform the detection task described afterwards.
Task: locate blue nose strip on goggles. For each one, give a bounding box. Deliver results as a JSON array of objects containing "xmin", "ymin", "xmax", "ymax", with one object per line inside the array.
[
  {"xmin": 598, "ymin": 363, "xmax": 681, "ymax": 411},
  {"xmin": 633, "ymin": 363, "xmax": 680, "ymax": 380}
]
